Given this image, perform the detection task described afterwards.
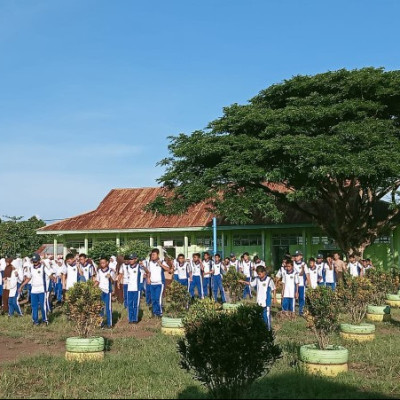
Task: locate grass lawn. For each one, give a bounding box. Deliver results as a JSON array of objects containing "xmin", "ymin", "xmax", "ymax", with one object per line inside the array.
[{"xmin": 0, "ymin": 301, "xmax": 399, "ymax": 399}]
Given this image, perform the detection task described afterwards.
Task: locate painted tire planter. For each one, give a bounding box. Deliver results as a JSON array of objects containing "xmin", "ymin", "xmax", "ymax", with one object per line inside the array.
[
  {"xmin": 386, "ymin": 294, "xmax": 400, "ymax": 301},
  {"xmin": 161, "ymin": 317, "xmax": 184, "ymax": 336},
  {"xmin": 275, "ymin": 293, "xmax": 282, "ymax": 305},
  {"xmin": 339, "ymin": 323, "xmax": 375, "ymax": 342},
  {"xmin": 222, "ymin": 303, "xmax": 241, "ymax": 312},
  {"xmin": 366, "ymin": 305, "xmax": 391, "ymax": 322},
  {"xmin": 65, "ymin": 337, "xmax": 105, "ymax": 362},
  {"xmin": 386, "ymin": 299, "xmax": 400, "ymax": 308},
  {"xmin": 299, "ymin": 345, "xmax": 348, "ymax": 377}
]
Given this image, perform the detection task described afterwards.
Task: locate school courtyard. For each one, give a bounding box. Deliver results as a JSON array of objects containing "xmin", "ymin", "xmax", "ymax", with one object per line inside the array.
[{"xmin": 38, "ymin": 187, "xmax": 399, "ymax": 269}]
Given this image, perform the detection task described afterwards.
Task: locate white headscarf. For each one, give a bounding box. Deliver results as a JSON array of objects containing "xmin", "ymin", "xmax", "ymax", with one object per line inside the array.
[
  {"xmin": 109, "ymin": 255, "xmax": 117, "ymax": 271},
  {"xmin": 0, "ymin": 258, "xmax": 6, "ymax": 272}
]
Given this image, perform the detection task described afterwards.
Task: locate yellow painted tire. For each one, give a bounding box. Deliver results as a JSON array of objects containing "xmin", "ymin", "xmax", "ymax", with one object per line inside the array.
[
  {"xmin": 385, "ymin": 300, "xmax": 400, "ymax": 308},
  {"xmin": 340, "ymin": 332, "xmax": 375, "ymax": 342},
  {"xmin": 302, "ymin": 362, "xmax": 348, "ymax": 377},
  {"xmin": 65, "ymin": 351, "xmax": 104, "ymax": 362},
  {"xmin": 366, "ymin": 313, "xmax": 391, "ymax": 322},
  {"xmin": 161, "ymin": 327, "xmax": 184, "ymax": 336}
]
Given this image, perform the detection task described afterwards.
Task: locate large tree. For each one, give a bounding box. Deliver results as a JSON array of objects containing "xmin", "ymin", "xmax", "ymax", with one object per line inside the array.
[
  {"xmin": 0, "ymin": 216, "xmax": 49, "ymax": 257},
  {"xmin": 148, "ymin": 68, "xmax": 400, "ymax": 257}
]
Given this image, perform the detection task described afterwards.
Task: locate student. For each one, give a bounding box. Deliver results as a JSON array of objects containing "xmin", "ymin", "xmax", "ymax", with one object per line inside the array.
[
  {"xmin": 324, "ymin": 255, "xmax": 336, "ymax": 290},
  {"xmin": 189, "ymin": 253, "xmax": 204, "ymax": 299},
  {"xmin": 333, "ymin": 252, "xmax": 347, "ymax": 284},
  {"xmin": 53, "ymin": 258, "xmax": 64, "ymax": 304},
  {"xmin": 172, "ymin": 258, "xmax": 180, "ymax": 282},
  {"xmin": 119, "ymin": 253, "xmax": 142, "ymax": 324},
  {"xmin": 348, "ymin": 255, "xmax": 362, "ymax": 277},
  {"xmin": 229, "ymin": 253, "xmax": 240, "ymax": 272},
  {"xmin": 175, "ymin": 253, "xmax": 191, "ymax": 288},
  {"xmin": 315, "ymin": 254, "xmax": 327, "ymax": 286},
  {"xmin": 211, "ymin": 254, "xmax": 226, "ymax": 303},
  {"xmin": 2, "ymin": 257, "xmax": 13, "ymax": 315},
  {"xmin": 282, "ymin": 260, "xmax": 299, "ymax": 314},
  {"xmin": 0, "ymin": 258, "xmax": 6, "ymax": 311},
  {"xmin": 95, "ymin": 256, "xmax": 116, "ymax": 329},
  {"xmin": 241, "ymin": 252, "xmax": 253, "ymax": 299},
  {"xmin": 147, "ymin": 249, "xmax": 171, "ymax": 317},
  {"xmin": 363, "ymin": 258, "xmax": 374, "ymax": 273},
  {"xmin": 119, "ymin": 256, "xmax": 130, "ymax": 309},
  {"xmin": 243, "ymin": 265, "xmax": 275, "ymax": 330},
  {"xmin": 139, "ymin": 258, "xmax": 149, "ymax": 299},
  {"xmin": 62, "ymin": 253, "xmax": 82, "ymax": 293},
  {"xmin": 222, "ymin": 257, "xmax": 231, "ymax": 274},
  {"xmin": 22, "ymin": 257, "xmax": 32, "ymax": 303},
  {"xmin": 78, "ymin": 253, "xmax": 96, "ymax": 283},
  {"xmin": 306, "ymin": 258, "xmax": 319, "ymax": 289},
  {"xmin": 293, "ymin": 250, "xmax": 307, "ymax": 316},
  {"xmin": 8, "ymin": 262, "xmax": 23, "ymax": 317},
  {"xmin": 19, "ymin": 254, "xmax": 54, "ymax": 326},
  {"xmin": 202, "ymin": 252, "xmax": 213, "ymax": 298},
  {"xmin": 275, "ymin": 255, "xmax": 290, "ymax": 282}
]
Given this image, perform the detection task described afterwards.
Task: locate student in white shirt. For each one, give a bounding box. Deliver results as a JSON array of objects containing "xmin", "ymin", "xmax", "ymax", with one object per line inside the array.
[
  {"xmin": 62, "ymin": 253, "xmax": 82, "ymax": 292},
  {"xmin": 95, "ymin": 256, "xmax": 116, "ymax": 329},
  {"xmin": 119, "ymin": 256, "xmax": 130, "ymax": 309},
  {"xmin": 243, "ymin": 265, "xmax": 275, "ymax": 330},
  {"xmin": 240, "ymin": 252, "xmax": 253, "ymax": 299},
  {"xmin": 0, "ymin": 258, "xmax": 5, "ymax": 309},
  {"xmin": 315, "ymin": 254, "xmax": 327, "ymax": 286},
  {"xmin": 119, "ymin": 253, "xmax": 142, "ymax": 324},
  {"xmin": 53, "ymin": 258, "xmax": 64, "ymax": 304},
  {"xmin": 229, "ymin": 253, "xmax": 240, "ymax": 272},
  {"xmin": 324, "ymin": 255, "xmax": 336, "ymax": 290},
  {"xmin": 348, "ymin": 254, "xmax": 362, "ymax": 277},
  {"xmin": 19, "ymin": 253, "xmax": 54, "ymax": 326},
  {"xmin": 8, "ymin": 263, "xmax": 23, "ymax": 317},
  {"xmin": 202, "ymin": 252, "xmax": 213, "ymax": 298},
  {"xmin": 147, "ymin": 249, "xmax": 171, "ymax": 317},
  {"xmin": 306, "ymin": 258, "xmax": 319, "ymax": 289},
  {"xmin": 189, "ymin": 253, "xmax": 204, "ymax": 299},
  {"xmin": 293, "ymin": 250, "xmax": 307, "ymax": 316},
  {"xmin": 174, "ymin": 254, "xmax": 191, "ymax": 288},
  {"xmin": 78, "ymin": 253, "xmax": 96, "ymax": 283},
  {"xmin": 211, "ymin": 253, "xmax": 226, "ymax": 303},
  {"xmin": 282, "ymin": 260, "xmax": 299, "ymax": 313}
]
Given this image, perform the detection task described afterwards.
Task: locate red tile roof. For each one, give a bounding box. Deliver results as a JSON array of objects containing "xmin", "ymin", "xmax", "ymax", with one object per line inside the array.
[{"xmin": 39, "ymin": 187, "xmax": 215, "ymax": 232}]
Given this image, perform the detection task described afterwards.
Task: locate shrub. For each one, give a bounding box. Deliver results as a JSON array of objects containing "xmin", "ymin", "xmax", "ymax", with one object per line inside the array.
[
  {"xmin": 164, "ymin": 281, "xmax": 191, "ymax": 318},
  {"xmin": 120, "ymin": 240, "xmax": 152, "ymax": 260},
  {"xmin": 222, "ymin": 266, "xmax": 246, "ymax": 304},
  {"xmin": 304, "ymin": 286, "xmax": 340, "ymax": 350},
  {"xmin": 65, "ymin": 281, "xmax": 103, "ymax": 338},
  {"xmin": 183, "ymin": 298, "xmax": 222, "ymax": 327},
  {"xmin": 366, "ymin": 269, "xmax": 397, "ymax": 305},
  {"xmin": 337, "ymin": 277, "xmax": 373, "ymax": 324},
  {"xmin": 179, "ymin": 304, "xmax": 281, "ymax": 399},
  {"xmin": 88, "ymin": 241, "xmax": 118, "ymax": 263}
]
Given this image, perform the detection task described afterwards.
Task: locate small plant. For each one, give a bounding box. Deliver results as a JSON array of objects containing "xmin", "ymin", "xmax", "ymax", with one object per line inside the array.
[
  {"xmin": 337, "ymin": 277, "xmax": 373, "ymax": 325},
  {"xmin": 179, "ymin": 304, "xmax": 281, "ymax": 399},
  {"xmin": 304, "ymin": 286, "xmax": 340, "ymax": 350},
  {"xmin": 222, "ymin": 266, "xmax": 246, "ymax": 304},
  {"xmin": 164, "ymin": 281, "xmax": 191, "ymax": 318},
  {"xmin": 88, "ymin": 241, "xmax": 118, "ymax": 263},
  {"xmin": 183, "ymin": 298, "xmax": 222, "ymax": 327},
  {"xmin": 65, "ymin": 281, "xmax": 103, "ymax": 338},
  {"xmin": 120, "ymin": 240, "xmax": 152, "ymax": 260},
  {"xmin": 365, "ymin": 269, "xmax": 396, "ymax": 306}
]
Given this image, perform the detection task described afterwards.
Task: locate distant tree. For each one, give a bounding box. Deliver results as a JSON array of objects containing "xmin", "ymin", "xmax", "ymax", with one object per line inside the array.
[
  {"xmin": 120, "ymin": 240, "xmax": 152, "ymax": 260},
  {"xmin": 148, "ymin": 68, "xmax": 400, "ymax": 257},
  {"xmin": 88, "ymin": 241, "xmax": 118, "ymax": 263},
  {"xmin": 0, "ymin": 216, "xmax": 49, "ymax": 257}
]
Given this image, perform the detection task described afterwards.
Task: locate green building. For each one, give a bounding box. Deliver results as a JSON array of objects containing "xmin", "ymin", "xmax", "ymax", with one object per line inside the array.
[{"xmin": 37, "ymin": 187, "xmax": 399, "ymax": 269}]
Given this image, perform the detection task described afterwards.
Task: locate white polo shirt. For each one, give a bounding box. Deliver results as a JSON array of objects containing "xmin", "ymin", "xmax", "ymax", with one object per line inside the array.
[
  {"xmin": 307, "ymin": 266, "xmax": 319, "ymax": 289},
  {"xmin": 294, "ymin": 261, "xmax": 307, "ymax": 287},
  {"xmin": 230, "ymin": 259, "xmax": 240, "ymax": 271},
  {"xmin": 63, "ymin": 263, "xmax": 79, "ymax": 290},
  {"xmin": 324, "ymin": 263, "xmax": 335, "ymax": 283},
  {"xmin": 241, "ymin": 260, "xmax": 253, "ymax": 278},
  {"xmin": 348, "ymin": 262, "xmax": 361, "ymax": 277},
  {"xmin": 123, "ymin": 264, "xmax": 141, "ymax": 292},
  {"xmin": 203, "ymin": 259, "xmax": 213, "ymax": 277},
  {"xmin": 80, "ymin": 262, "xmax": 96, "ymax": 281},
  {"xmin": 177, "ymin": 262, "xmax": 190, "ymax": 280},
  {"xmin": 251, "ymin": 276, "xmax": 275, "ymax": 307},
  {"xmin": 9, "ymin": 270, "xmax": 19, "ymax": 297},
  {"xmin": 27, "ymin": 264, "xmax": 53, "ymax": 294},
  {"xmin": 212, "ymin": 262, "xmax": 223, "ymax": 276},
  {"xmin": 282, "ymin": 270, "xmax": 299, "ymax": 298},
  {"xmin": 191, "ymin": 261, "xmax": 203, "ymax": 277},
  {"xmin": 148, "ymin": 260, "xmax": 168, "ymax": 285},
  {"xmin": 96, "ymin": 267, "xmax": 115, "ymax": 294},
  {"xmin": 120, "ymin": 263, "xmax": 130, "ymax": 285}
]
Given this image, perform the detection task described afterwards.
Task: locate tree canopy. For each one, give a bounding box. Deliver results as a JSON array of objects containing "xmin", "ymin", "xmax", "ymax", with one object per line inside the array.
[
  {"xmin": 0, "ymin": 216, "xmax": 49, "ymax": 257},
  {"xmin": 148, "ymin": 68, "xmax": 400, "ymax": 256}
]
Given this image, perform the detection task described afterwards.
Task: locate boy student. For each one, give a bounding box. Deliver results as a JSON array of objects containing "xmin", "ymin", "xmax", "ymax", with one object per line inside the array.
[
  {"xmin": 324, "ymin": 255, "xmax": 336, "ymax": 290},
  {"xmin": 282, "ymin": 260, "xmax": 299, "ymax": 313},
  {"xmin": 118, "ymin": 253, "xmax": 142, "ymax": 324},
  {"xmin": 315, "ymin": 254, "xmax": 327, "ymax": 286},
  {"xmin": 62, "ymin": 253, "xmax": 82, "ymax": 293},
  {"xmin": 19, "ymin": 254, "xmax": 54, "ymax": 326},
  {"xmin": 53, "ymin": 258, "xmax": 64, "ymax": 304},
  {"xmin": 348, "ymin": 254, "xmax": 363, "ymax": 277},
  {"xmin": 78, "ymin": 253, "xmax": 96, "ymax": 283},
  {"xmin": 243, "ymin": 265, "xmax": 275, "ymax": 330},
  {"xmin": 333, "ymin": 252, "xmax": 347, "ymax": 284},
  {"xmin": 229, "ymin": 253, "xmax": 240, "ymax": 272},
  {"xmin": 119, "ymin": 256, "xmax": 130, "ymax": 309},
  {"xmin": 147, "ymin": 249, "xmax": 171, "ymax": 317},
  {"xmin": 306, "ymin": 258, "xmax": 319, "ymax": 289},
  {"xmin": 95, "ymin": 256, "xmax": 116, "ymax": 329},
  {"xmin": 211, "ymin": 253, "xmax": 226, "ymax": 303},
  {"xmin": 240, "ymin": 252, "xmax": 253, "ymax": 299},
  {"xmin": 7, "ymin": 261, "xmax": 23, "ymax": 317},
  {"xmin": 190, "ymin": 253, "xmax": 204, "ymax": 299},
  {"xmin": 175, "ymin": 253, "xmax": 191, "ymax": 288},
  {"xmin": 202, "ymin": 252, "xmax": 213, "ymax": 298},
  {"xmin": 222, "ymin": 257, "xmax": 231, "ymax": 274},
  {"xmin": 293, "ymin": 250, "xmax": 307, "ymax": 316}
]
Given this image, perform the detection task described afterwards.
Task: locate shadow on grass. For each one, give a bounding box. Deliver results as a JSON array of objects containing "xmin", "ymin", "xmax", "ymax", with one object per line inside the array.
[
  {"xmin": 112, "ymin": 311, "xmax": 122, "ymax": 325},
  {"xmin": 177, "ymin": 372, "xmax": 395, "ymax": 399},
  {"xmin": 104, "ymin": 338, "xmax": 113, "ymax": 352},
  {"xmin": 48, "ymin": 309, "xmax": 64, "ymax": 323}
]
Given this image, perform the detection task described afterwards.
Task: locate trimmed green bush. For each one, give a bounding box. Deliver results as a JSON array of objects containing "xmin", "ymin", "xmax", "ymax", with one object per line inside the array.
[
  {"xmin": 222, "ymin": 266, "xmax": 246, "ymax": 304},
  {"xmin": 183, "ymin": 298, "xmax": 222, "ymax": 327},
  {"xmin": 88, "ymin": 241, "xmax": 118, "ymax": 263},
  {"xmin": 178, "ymin": 304, "xmax": 281, "ymax": 399},
  {"xmin": 164, "ymin": 281, "xmax": 191, "ymax": 318}
]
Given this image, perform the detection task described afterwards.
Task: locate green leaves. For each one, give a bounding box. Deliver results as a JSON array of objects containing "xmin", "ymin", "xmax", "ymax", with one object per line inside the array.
[
  {"xmin": 222, "ymin": 267, "xmax": 247, "ymax": 304},
  {"xmin": 164, "ymin": 281, "xmax": 191, "ymax": 318}
]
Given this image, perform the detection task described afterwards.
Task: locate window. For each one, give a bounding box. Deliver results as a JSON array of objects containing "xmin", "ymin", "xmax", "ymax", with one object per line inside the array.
[
  {"xmin": 233, "ymin": 234, "xmax": 262, "ymax": 247},
  {"xmin": 162, "ymin": 237, "xmax": 184, "ymax": 247},
  {"xmin": 196, "ymin": 237, "xmax": 226, "ymax": 247},
  {"xmin": 272, "ymin": 235, "xmax": 302, "ymax": 246},
  {"xmin": 374, "ymin": 236, "xmax": 391, "ymax": 244}
]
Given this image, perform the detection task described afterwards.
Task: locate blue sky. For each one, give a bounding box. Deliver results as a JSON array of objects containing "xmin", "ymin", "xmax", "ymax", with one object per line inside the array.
[{"xmin": 0, "ymin": 0, "xmax": 399, "ymax": 221}]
